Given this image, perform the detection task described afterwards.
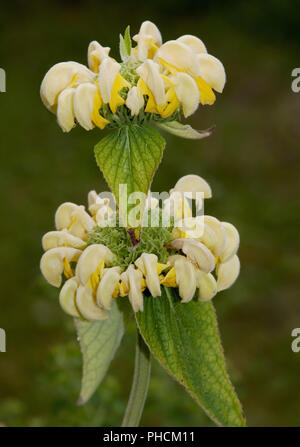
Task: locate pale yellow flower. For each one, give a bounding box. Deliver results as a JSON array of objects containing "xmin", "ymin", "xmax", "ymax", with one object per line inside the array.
[
  {"xmin": 41, "ymin": 21, "xmax": 226, "ymax": 130},
  {"xmin": 132, "ymin": 20, "xmax": 162, "ymax": 61},
  {"xmin": 40, "ymin": 175, "xmax": 240, "ymax": 319}
]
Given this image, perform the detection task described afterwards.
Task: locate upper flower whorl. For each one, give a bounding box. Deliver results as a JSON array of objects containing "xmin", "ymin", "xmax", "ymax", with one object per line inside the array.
[{"xmin": 40, "ymin": 21, "xmax": 226, "ymax": 133}]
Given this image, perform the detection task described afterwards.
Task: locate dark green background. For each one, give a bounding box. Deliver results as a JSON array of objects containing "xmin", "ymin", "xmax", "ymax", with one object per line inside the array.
[{"xmin": 1, "ymin": 0, "xmax": 300, "ymax": 426}]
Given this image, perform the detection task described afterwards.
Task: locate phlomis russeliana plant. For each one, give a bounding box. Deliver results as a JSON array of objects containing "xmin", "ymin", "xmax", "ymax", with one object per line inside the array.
[{"xmin": 40, "ymin": 21, "xmax": 245, "ymax": 427}]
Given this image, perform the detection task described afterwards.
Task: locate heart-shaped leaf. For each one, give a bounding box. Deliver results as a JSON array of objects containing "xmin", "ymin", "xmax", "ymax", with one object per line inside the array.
[
  {"xmin": 136, "ymin": 287, "xmax": 245, "ymax": 426},
  {"xmin": 75, "ymin": 300, "xmax": 125, "ymax": 405},
  {"xmin": 94, "ymin": 125, "xmax": 165, "ymax": 232}
]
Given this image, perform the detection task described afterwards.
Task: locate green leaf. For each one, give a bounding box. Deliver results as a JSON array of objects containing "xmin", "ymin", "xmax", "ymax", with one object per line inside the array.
[
  {"xmin": 136, "ymin": 287, "xmax": 246, "ymax": 427},
  {"xmin": 75, "ymin": 300, "xmax": 124, "ymax": 405},
  {"xmin": 94, "ymin": 125, "xmax": 165, "ymax": 229},
  {"xmin": 156, "ymin": 120, "xmax": 215, "ymax": 139},
  {"xmin": 119, "ymin": 26, "xmax": 131, "ymax": 61},
  {"xmin": 119, "ymin": 35, "xmax": 127, "ymax": 62},
  {"xmin": 124, "ymin": 26, "xmax": 132, "ymax": 56}
]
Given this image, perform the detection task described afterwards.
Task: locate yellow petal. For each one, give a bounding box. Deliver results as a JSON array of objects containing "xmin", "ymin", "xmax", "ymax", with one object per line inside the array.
[
  {"xmin": 126, "ymin": 265, "xmax": 144, "ymax": 312},
  {"xmin": 197, "ymin": 53, "xmax": 226, "ymax": 93},
  {"xmin": 204, "ymin": 216, "xmax": 226, "ymax": 256},
  {"xmin": 98, "ymin": 58, "xmax": 121, "ymax": 105},
  {"xmin": 136, "ymin": 60, "xmax": 166, "ymax": 106},
  {"xmin": 59, "ymin": 277, "xmax": 81, "ymax": 317},
  {"xmin": 154, "ymin": 40, "xmax": 200, "ymax": 77},
  {"xmin": 112, "ymin": 282, "xmax": 120, "ymax": 299},
  {"xmin": 173, "ymin": 174, "xmax": 212, "ymax": 199},
  {"xmin": 88, "ymin": 190, "xmax": 110, "ymax": 212},
  {"xmin": 42, "ymin": 229, "xmax": 86, "ymax": 251},
  {"xmin": 96, "ymin": 267, "xmax": 121, "ymax": 310},
  {"xmin": 73, "ymin": 83, "xmax": 99, "ymax": 130},
  {"xmin": 169, "ymin": 238, "xmax": 215, "ymax": 273},
  {"xmin": 160, "ymin": 266, "xmax": 176, "ymax": 287},
  {"xmin": 133, "ymin": 21, "xmax": 162, "ymax": 61},
  {"xmin": 76, "ymin": 285, "xmax": 108, "ymax": 321},
  {"xmin": 75, "ymin": 244, "xmax": 114, "ymax": 285},
  {"xmin": 126, "ymin": 86, "xmax": 144, "ymax": 116},
  {"xmin": 72, "ymin": 205, "xmax": 95, "ymax": 233},
  {"xmin": 137, "ymin": 78, "xmax": 156, "ymax": 111},
  {"xmin": 177, "ymin": 35, "xmax": 207, "ymax": 54},
  {"xmin": 40, "ymin": 61, "xmax": 94, "ymax": 111},
  {"xmin": 175, "ymin": 217, "xmax": 204, "ymax": 239},
  {"xmin": 87, "ymin": 41, "xmax": 110, "ymax": 72},
  {"xmin": 88, "ymin": 259, "xmax": 105, "ymax": 292},
  {"xmin": 63, "ymin": 257, "xmax": 74, "ymax": 279},
  {"xmin": 55, "ymin": 202, "xmax": 80, "ymax": 230},
  {"xmin": 135, "ymin": 254, "xmax": 161, "ymax": 297},
  {"xmin": 55, "ymin": 202, "xmax": 94, "ymax": 240},
  {"xmin": 217, "ymin": 255, "xmax": 240, "ymax": 291},
  {"xmin": 194, "ymin": 269, "xmax": 217, "ymax": 302},
  {"xmin": 144, "ymin": 92, "xmax": 158, "ymax": 113},
  {"xmin": 119, "ymin": 279, "xmax": 129, "ymax": 297},
  {"xmin": 174, "ymin": 257, "xmax": 196, "ymax": 303},
  {"xmin": 196, "ymin": 223, "xmax": 218, "ymax": 252},
  {"xmin": 91, "ymin": 89, "xmax": 110, "ymax": 129},
  {"xmin": 195, "ymin": 76, "xmax": 216, "ymax": 105},
  {"xmin": 171, "ymin": 72, "xmax": 199, "ymax": 117},
  {"xmin": 157, "ymin": 86, "xmax": 180, "ymax": 118},
  {"xmin": 219, "ymin": 222, "xmax": 240, "ymax": 263},
  {"xmin": 57, "ymin": 88, "xmax": 76, "ymax": 132},
  {"xmin": 40, "ymin": 247, "xmax": 82, "ymax": 287},
  {"xmin": 157, "ymin": 263, "xmax": 169, "ymax": 275},
  {"xmin": 109, "ymin": 73, "xmax": 131, "ymax": 113}
]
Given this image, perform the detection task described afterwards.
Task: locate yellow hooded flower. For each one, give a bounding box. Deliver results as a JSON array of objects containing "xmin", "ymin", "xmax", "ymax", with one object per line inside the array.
[
  {"xmin": 40, "ymin": 178, "xmax": 239, "ymax": 319},
  {"xmin": 41, "ymin": 21, "xmax": 226, "ymax": 131}
]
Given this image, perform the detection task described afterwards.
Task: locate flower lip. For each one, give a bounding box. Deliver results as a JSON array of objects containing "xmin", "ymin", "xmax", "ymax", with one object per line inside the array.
[
  {"xmin": 75, "ymin": 243, "xmax": 115, "ymax": 285},
  {"xmin": 87, "ymin": 40, "xmax": 110, "ymax": 73},
  {"xmin": 173, "ymin": 174, "xmax": 212, "ymax": 199},
  {"xmin": 217, "ymin": 254, "xmax": 240, "ymax": 291},
  {"xmin": 59, "ymin": 277, "xmax": 81, "ymax": 317},
  {"xmin": 40, "ymin": 61, "xmax": 94, "ymax": 111},
  {"xmin": 96, "ymin": 266, "xmax": 121, "ymax": 310},
  {"xmin": 40, "ymin": 247, "xmax": 82, "ymax": 288},
  {"xmin": 168, "ymin": 238, "xmax": 215, "ymax": 273},
  {"xmin": 177, "ymin": 35, "xmax": 207, "ymax": 54},
  {"xmin": 154, "ymin": 40, "xmax": 201, "ymax": 78},
  {"xmin": 76, "ymin": 284, "xmax": 108, "ymax": 321}
]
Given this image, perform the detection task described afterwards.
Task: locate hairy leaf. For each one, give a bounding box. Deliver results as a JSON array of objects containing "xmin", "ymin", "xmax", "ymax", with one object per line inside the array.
[
  {"xmin": 156, "ymin": 120, "xmax": 215, "ymax": 139},
  {"xmin": 136, "ymin": 287, "xmax": 245, "ymax": 427},
  {"xmin": 94, "ymin": 125, "xmax": 165, "ymax": 229},
  {"xmin": 75, "ymin": 300, "xmax": 124, "ymax": 405}
]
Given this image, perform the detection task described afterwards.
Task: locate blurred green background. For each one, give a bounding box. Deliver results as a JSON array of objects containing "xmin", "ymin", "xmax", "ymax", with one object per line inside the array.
[{"xmin": 1, "ymin": 0, "xmax": 300, "ymax": 427}]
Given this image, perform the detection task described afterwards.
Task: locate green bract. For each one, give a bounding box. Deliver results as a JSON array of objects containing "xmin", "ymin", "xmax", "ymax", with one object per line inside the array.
[{"xmin": 87, "ymin": 211, "xmax": 174, "ymax": 271}]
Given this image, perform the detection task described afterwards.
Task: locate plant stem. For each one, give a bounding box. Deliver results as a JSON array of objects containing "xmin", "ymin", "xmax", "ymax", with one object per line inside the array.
[{"xmin": 121, "ymin": 330, "xmax": 151, "ymax": 427}]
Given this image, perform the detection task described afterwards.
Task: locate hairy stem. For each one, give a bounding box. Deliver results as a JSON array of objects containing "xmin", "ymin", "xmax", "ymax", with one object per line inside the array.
[{"xmin": 121, "ymin": 330, "xmax": 151, "ymax": 427}]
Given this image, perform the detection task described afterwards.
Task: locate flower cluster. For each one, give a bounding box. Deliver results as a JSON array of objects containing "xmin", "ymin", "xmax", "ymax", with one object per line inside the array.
[
  {"xmin": 40, "ymin": 175, "xmax": 239, "ymax": 321},
  {"xmin": 40, "ymin": 21, "xmax": 225, "ymax": 132}
]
